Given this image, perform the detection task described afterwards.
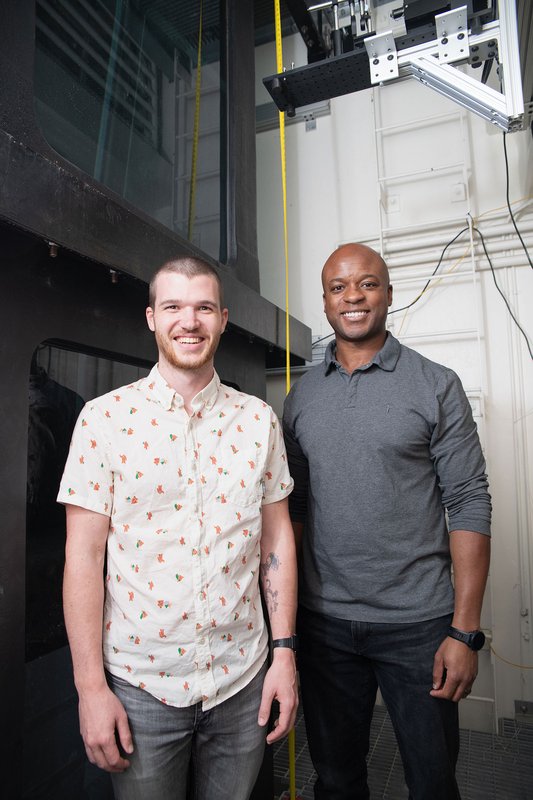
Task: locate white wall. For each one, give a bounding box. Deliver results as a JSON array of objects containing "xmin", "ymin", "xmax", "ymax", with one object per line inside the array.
[{"xmin": 257, "ymin": 34, "xmax": 533, "ymax": 732}]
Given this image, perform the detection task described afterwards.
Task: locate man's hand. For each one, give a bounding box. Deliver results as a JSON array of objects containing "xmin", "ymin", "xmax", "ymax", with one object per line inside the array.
[
  {"xmin": 430, "ymin": 637, "xmax": 478, "ymax": 703},
  {"xmin": 257, "ymin": 649, "xmax": 298, "ymax": 744},
  {"xmin": 78, "ymin": 685, "xmax": 134, "ymax": 772}
]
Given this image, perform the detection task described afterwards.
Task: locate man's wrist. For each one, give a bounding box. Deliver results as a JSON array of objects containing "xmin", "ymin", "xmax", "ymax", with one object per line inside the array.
[
  {"xmin": 272, "ymin": 634, "xmax": 299, "ymax": 652},
  {"xmin": 448, "ymin": 626, "xmax": 485, "ymax": 651}
]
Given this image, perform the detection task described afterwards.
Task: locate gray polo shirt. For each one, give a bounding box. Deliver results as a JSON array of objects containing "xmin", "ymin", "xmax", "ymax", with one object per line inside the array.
[{"xmin": 283, "ymin": 333, "xmax": 491, "ymax": 623}]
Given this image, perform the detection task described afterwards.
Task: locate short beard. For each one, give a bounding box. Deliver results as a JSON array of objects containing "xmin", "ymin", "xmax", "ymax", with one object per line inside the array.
[{"xmin": 154, "ymin": 328, "xmax": 221, "ymax": 371}]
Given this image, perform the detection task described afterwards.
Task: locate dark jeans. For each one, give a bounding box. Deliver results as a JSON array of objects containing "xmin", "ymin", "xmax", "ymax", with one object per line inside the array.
[{"xmin": 297, "ymin": 606, "xmax": 460, "ymax": 800}]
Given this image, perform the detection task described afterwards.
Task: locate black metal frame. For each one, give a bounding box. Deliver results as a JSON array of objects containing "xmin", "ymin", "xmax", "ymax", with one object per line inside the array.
[
  {"xmin": 0, "ymin": 0, "xmax": 310, "ymax": 361},
  {"xmin": 0, "ymin": 3, "xmax": 310, "ymax": 796}
]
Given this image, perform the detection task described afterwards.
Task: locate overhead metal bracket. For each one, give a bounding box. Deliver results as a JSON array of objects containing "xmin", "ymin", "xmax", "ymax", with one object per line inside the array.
[
  {"xmin": 263, "ymin": 0, "xmax": 527, "ymax": 132},
  {"xmin": 400, "ymin": 12, "xmax": 524, "ymax": 132},
  {"xmin": 263, "ymin": 0, "xmax": 532, "ymax": 132},
  {"xmin": 364, "ymin": 31, "xmax": 398, "ymax": 84},
  {"xmin": 406, "ymin": 54, "xmax": 514, "ymax": 130},
  {"xmin": 435, "ymin": 6, "xmax": 469, "ymax": 64}
]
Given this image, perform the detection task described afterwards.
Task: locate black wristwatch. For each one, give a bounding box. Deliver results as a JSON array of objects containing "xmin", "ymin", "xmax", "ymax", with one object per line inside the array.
[
  {"xmin": 272, "ymin": 635, "xmax": 299, "ymax": 652},
  {"xmin": 448, "ymin": 626, "xmax": 485, "ymax": 651}
]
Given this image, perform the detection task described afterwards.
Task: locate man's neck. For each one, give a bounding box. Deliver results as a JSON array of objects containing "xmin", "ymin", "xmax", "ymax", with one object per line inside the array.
[
  {"xmin": 334, "ymin": 333, "xmax": 387, "ymax": 373},
  {"xmin": 157, "ymin": 361, "xmax": 215, "ymax": 414}
]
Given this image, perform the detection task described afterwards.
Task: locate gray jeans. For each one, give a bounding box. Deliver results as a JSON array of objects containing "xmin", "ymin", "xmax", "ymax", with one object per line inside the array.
[{"xmin": 108, "ymin": 660, "xmax": 267, "ymax": 800}]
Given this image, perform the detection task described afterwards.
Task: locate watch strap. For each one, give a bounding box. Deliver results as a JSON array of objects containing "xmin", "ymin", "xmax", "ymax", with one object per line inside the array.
[
  {"xmin": 448, "ymin": 626, "xmax": 485, "ymax": 650},
  {"xmin": 272, "ymin": 635, "xmax": 299, "ymax": 652}
]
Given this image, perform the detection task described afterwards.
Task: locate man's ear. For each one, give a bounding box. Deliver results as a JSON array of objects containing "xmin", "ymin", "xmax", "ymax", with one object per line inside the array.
[
  {"xmin": 388, "ymin": 284, "xmax": 393, "ymax": 307},
  {"xmin": 146, "ymin": 307, "xmax": 155, "ymax": 332},
  {"xmin": 221, "ymin": 307, "xmax": 228, "ymax": 333}
]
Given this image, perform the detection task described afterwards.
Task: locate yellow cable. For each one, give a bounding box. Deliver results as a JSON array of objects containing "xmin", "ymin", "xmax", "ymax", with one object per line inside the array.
[
  {"xmin": 397, "ymin": 244, "xmax": 471, "ymax": 337},
  {"xmin": 274, "ymin": 3, "xmax": 296, "ymax": 799},
  {"xmin": 188, "ymin": 0, "xmax": 203, "ymax": 241},
  {"xmin": 490, "ymin": 645, "xmax": 533, "ymax": 670}
]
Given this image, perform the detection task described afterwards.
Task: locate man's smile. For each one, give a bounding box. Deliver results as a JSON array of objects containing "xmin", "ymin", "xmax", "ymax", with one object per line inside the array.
[
  {"xmin": 340, "ymin": 310, "xmax": 369, "ymax": 318},
  {"xmin": 175, "ymin": 336, "xmax": 204, "ymax": 344}
]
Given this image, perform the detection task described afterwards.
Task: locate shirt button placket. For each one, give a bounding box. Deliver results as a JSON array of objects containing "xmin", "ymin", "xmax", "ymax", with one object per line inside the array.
[
  {"xmin": 186, "ymin": 416, "xmax": 214, "ymax": 701},
  {"xmin": 346, "ymin": 371, "xmax": 360, "ymax": 409}
]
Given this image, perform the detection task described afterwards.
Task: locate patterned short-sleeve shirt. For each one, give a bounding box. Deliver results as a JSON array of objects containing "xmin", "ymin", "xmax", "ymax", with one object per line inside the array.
[{"xmin": 58, "ymin": 365, "xmax": 293, "ymax": 709}]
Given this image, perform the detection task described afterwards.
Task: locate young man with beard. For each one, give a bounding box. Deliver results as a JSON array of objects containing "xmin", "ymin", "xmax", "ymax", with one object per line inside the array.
[
  {"xmin": 59, "ymin": 257, "xmax": 298, "ymax": 800},
  {"xmin": 283, "ymin": 243, "xmax": 491, "ymax": 800}
]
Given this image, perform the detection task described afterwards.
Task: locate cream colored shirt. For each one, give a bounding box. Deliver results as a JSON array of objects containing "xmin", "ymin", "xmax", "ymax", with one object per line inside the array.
[{"xmin": 58, "ymin": 365, "xmax": 293, "ymax": 709}]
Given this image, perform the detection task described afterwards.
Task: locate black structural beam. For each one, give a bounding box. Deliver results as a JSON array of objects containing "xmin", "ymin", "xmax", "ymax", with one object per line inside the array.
[{"xmin": 284, "ymin": 0, "xmax": 328, "ymax": 62}]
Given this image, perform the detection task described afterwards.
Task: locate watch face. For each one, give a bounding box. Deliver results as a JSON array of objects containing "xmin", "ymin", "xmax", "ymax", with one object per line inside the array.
[{"xmin": 471, "ymin": 631, "xmax": 486, "ymax": 651}]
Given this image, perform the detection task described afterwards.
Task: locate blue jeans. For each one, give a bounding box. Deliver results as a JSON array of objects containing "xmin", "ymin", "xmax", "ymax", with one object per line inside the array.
[
  {"xmin": 108, "ymin": 660, "xmax": 267, "ymax": 800},
  {"xmin": 297, "ymin": 607, "xmax": 460, "ymax": 800}
]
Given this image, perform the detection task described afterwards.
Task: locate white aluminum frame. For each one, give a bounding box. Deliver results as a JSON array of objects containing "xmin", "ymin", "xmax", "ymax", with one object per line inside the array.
[{"xmin": 365, "ymin": 2, "xmax": 526, "ymax": 133}]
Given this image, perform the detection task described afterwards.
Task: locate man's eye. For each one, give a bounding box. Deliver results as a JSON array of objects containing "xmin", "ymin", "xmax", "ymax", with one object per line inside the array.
[
  {"xmin": 361, "ymin": 282, "xmax": 377, "ymax": 288},
  {"xmin": 331, "ymin": 285, "xmax": 343, "ymax": 292}
]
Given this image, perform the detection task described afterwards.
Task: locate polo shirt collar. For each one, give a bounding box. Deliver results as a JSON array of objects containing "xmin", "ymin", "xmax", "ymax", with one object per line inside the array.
[
  {"xmin": 324, "ymin": 332, "xmax": 401, "ymax": 374},
  {"xmin": 145, "ymin": 364, "xmax": 221, "ymax": 412}
]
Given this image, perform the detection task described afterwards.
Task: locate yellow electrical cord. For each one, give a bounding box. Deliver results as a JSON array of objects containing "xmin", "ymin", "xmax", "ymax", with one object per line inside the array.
[
  {"xmin": 274, "ymin": 3, "xmax": 297, "ymax": 799},
  {"xmin": 188, "ymin": 0, "xmax": 203, "ymax": 241}
]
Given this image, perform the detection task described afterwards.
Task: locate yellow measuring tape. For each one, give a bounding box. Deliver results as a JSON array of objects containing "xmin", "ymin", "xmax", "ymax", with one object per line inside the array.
[
  {"xmin": 274, "ymin": 7, "xmax": 297, "ymax": 800},
  {"xmin": 274, "ymin": 0, "xmax": 292, "ymax": 397},
  {"xmin": 188, "ymin": 0, "xmax": 203, "ymax": 241}
]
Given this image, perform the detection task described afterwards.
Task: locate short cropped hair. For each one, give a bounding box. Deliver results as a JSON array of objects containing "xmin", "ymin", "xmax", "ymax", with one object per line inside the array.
[{"xmin": 149, "ymin": 257, "xmax": 224, "ymax": 308}]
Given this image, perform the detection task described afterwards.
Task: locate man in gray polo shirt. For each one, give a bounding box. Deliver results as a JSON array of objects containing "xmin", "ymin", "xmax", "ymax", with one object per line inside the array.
[{"xmin": 283, "ymin": 243, "xmax": 491, "ymax": 800}]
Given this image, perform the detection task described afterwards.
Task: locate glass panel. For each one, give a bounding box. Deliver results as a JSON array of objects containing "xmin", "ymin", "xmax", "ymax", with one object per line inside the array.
[
  {"xmin": 34, "ymin": 0, "xmax": 222, "ymax": 259},
  {"xmin": 26, "ymin": 342, "xmax": 150, "ymax": 662}
]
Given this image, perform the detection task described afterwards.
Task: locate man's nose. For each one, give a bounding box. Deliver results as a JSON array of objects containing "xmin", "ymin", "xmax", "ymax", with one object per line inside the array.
[
  {"xmin": 344, "ymin": 283, "xmax": 364, "ymax": 302},
  {"xmin": 179, "ymin": 307, "xmax": 199, "ymax": 328}
]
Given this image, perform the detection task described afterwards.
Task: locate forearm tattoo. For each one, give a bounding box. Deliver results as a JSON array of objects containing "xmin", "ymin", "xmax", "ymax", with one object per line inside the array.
[{"xmin": 260, "ymin": 551, "xmax": 280, "ymax": 615}]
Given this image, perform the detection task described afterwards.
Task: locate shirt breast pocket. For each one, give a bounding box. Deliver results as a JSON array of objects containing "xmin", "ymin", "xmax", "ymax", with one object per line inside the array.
[{"xmin": 214, "ymin": 471, "xmax": 262, "ymax": 509}]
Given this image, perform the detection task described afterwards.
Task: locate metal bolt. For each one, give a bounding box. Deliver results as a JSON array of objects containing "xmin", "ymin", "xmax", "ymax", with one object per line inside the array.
[
  {"xmin": 441, "ymin": 37, "xmax": 448, "ymax": 45},
  {"xmin": 488, "ymin": 51, "xmax": 495, "ymax": 58},
  {"xmin": 488, "ymin": 40, "xmax": 496, "ymax": 47},
  {"xmin": 387, "ymin": 54, "xmax": 394, "ymax": 61},
  {"xmin": 471, "ymin": 45, "xmax": 479, "ymax": 52},
  {"xmin": 373, "ymin": 58, "xmax": 379, "ymax": 65},
  {"xmin": 48, "ymin": 242, "xmax": 58, "ymax": 257},
  {"xmin": 458, "ymin": 32, "xmax": 464, "ymax": 40},
  {"xmin": 472, "ymin": 55, "xmax": 480, "ymax": 62}
]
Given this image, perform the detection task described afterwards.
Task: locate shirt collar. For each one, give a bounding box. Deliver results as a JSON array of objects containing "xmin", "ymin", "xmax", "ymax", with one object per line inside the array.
[
  {"xmin": 324, "ymin": 332, "xmax": 401, "ymax": 375},
  {"xmin": 142, "ymin": 364, "xmax": 221, "ymax": 412}
]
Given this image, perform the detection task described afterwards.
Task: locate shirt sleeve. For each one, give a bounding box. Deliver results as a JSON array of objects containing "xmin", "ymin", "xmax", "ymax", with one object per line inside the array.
[
  {"xmin": 57, "ymin": 401, "xmax": 114, "ymax": 517},
  {"xmin": 282, "ymin": 388, "xmax": 309, "ymax": 523},
  {"xmin": 261, "ymin": 407, "xmax": 294, "ymax": 505},
  {"xmin": 431, "ymin": 369, "xmax": 491, "ymax": 535}
]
